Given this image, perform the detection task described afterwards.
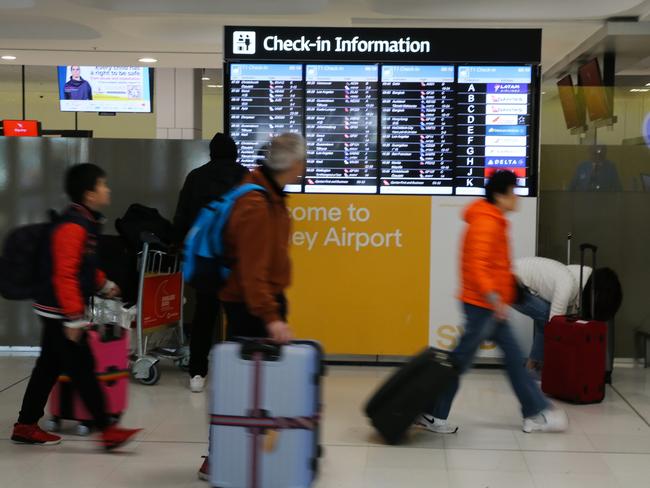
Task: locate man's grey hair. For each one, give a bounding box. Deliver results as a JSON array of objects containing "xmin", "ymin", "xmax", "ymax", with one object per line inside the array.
[{"xmin": 264, "ymin": 133, "xmax": 306, "ymax": 172}]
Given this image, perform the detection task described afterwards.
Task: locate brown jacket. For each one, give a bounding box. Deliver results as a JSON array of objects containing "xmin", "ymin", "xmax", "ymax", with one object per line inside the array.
[{"xmin": 219, "ymin": 168, "xmax": 291, "ymax": 324}]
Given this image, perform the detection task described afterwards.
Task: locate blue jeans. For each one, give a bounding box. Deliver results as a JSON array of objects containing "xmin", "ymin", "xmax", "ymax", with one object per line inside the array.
[
  {"xmin": 431, "ymin": 303, "xmax": 550, "ymax": 420},
  {"xmin": 511, "ymin": 289, "xmax": 551, "ymax": 363}
]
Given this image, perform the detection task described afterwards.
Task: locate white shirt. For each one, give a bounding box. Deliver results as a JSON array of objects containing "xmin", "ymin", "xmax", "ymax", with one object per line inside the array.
[{"xmin": 514, "ymin": 257, "xmax": 592, "ymax": 319}]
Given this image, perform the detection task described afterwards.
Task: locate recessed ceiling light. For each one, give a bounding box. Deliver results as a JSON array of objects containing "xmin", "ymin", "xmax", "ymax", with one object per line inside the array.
[
  {"xmin": 202, "ymin": 77, "xmax": 210, "ymax": 81},
  {"xmin": 1, "ymin": 55, "xmax": 17, "ymax": 60},
  {"xmin": 630, "ymin": 88, "xmax": 650, "ymax": 92},
  {"xmin": 541, "ymin": 91, "xmax": 546, "ymax": 95},
  {"xmin": 646, "ymin": 82, "xmax": 650, "ymax": 87},
  {"xmin": 138, "ymin": 57, "xmax": 157, "ymax": 63},
  {"xmin": 207, "ymin": 84, "xmax": 218, "ymax": 88},
  {"xmin": 216, "ymin": 84, "xmax": 223, "ymax": 88}
]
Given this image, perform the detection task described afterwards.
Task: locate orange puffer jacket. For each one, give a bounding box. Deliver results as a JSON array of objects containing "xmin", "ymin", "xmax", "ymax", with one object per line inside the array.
[{"xmin": 459, "ymin": 199, "xmax": 516, "ymax": 310}]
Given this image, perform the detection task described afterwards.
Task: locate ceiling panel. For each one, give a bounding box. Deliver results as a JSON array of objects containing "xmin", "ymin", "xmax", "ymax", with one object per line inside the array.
[
  {"xmin": 0, "ymin": 13, "xmax": 100, "ymax": 39},
  {"xmin": 70, "ymin": 0, "xmax": 329, "ymax": 15},
  {"xmin": 365, "ymin": 0, "xmax": 648, "ymax": 20},
  {"xmin": 0, "ymin": 0, "xmax": 36, "ymax": 8}
]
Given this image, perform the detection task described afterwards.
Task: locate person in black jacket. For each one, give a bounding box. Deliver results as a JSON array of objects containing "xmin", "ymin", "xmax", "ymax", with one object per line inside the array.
[
  {"xmin": 12, "ymin": 163, "xmax": 141, "ymax": 450},
  {"xmin": 173, "ymin": 133, "xmax": 248, "ymax": 393}
]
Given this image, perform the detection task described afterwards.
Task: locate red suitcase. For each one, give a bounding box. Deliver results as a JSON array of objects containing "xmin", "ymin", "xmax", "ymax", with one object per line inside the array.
[{"xmin": 542, "ymin": 244, "xmax": 607, "ymax": 404}]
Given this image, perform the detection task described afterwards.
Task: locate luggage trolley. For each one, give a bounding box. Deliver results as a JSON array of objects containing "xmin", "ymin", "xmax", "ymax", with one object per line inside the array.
[{"xmin": 130, "ymin": 234, "xmax": 188, "ymax": 385}]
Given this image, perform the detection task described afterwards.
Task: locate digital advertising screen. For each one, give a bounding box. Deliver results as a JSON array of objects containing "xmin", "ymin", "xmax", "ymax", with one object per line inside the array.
[
  {"xmin": 57, "ymin": 66, "xmax": 152, "ymax": 113},
  {"xmin": 224, "ymin": 27, "xmax": 541, "ymax": 196}
]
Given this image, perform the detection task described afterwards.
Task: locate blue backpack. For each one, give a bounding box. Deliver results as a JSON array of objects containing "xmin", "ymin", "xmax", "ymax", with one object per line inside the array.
[{"xmin": 182, "ymin": 183, "xmax": 266, "ymax": 292}]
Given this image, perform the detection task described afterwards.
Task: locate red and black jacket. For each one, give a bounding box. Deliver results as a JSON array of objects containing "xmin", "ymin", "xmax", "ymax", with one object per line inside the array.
[{"xmin": 33, "ymin": 204, "xmax": 107, "ymax": 322}]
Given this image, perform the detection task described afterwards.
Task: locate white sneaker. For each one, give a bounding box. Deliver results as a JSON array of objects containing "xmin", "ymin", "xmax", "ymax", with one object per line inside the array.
[
  {"xmin": 522, "ymin": 408, "xmax": 568, "ymax": 433},
  {"xmin": 190, "ymin": 375, "xmax": 206, "ymax": 393},
  {"xmin": 414, "ymin": 414, "xmax": 459, "ymax": 434}
]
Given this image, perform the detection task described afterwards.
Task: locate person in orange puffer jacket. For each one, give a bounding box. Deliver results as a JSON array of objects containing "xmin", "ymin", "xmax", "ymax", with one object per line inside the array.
[{"xmin": 415, "ymin": 171, "xmax": 568, "ymax": 435}]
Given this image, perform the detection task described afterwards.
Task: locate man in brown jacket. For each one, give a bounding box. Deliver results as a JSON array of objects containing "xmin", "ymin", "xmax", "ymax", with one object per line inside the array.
[
  {"xmin": 198, "ymin": 132, "xmax": 305, "ymax": 480},
  {"xmin": 219, "ymin": 132, "xmax": 305, "ymax": 343}
]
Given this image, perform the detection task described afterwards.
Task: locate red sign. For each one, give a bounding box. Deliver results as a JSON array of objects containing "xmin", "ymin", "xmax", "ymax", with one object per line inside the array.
[
  {"xmin": 485, "ymin": 167, "xmax": 527, "ymax": 179},
  {"xmin": 2, "ymin": 120, "xmax": 41, "ymax": 137},
  {"xmin": 140, "ymin": 273, "xmax": 183, "ymax": 329}
]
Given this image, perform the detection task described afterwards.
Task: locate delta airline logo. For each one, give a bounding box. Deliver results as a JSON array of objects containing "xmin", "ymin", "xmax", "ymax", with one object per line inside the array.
[
  {"xmin": 487, "ymin": 83, "xmax": 528, "ymax": 94},
  {"xmin": 233, "ymin": 31, "xmax": 256, "ymax": 55}
]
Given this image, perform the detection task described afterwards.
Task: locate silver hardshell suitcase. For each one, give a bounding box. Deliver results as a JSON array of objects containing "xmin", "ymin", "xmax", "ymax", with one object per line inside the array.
[{"xmin": 209, "ymin": 340, "xmax": 324, "ymax": 488}]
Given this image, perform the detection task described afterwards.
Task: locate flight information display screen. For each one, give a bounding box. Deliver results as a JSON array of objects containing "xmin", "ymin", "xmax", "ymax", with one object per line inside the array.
[
  {"xmin": 381, "ymin": 65, "xmax": 455, "ymax": 195},
  {"xmin": 305, "ymin": 64, "xmax": 378, "ymax": 194},
  {"xmin": 229, "ymin": 64, "xmax": 303, "ymax": 170},
  {"xmin": 455, "ymin": 65, "xmax": 533, "ymax": 196},
  {"xmin": 225, "ymin": 62, "xmax": 537, "ymax": 196}
]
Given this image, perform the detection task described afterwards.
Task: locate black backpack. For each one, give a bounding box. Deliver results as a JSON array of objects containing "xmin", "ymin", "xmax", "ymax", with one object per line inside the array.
[
  {"xmin": 115, "ymin": 204, "xmax": 173, "ymax": 252},
  {"xmin": 0, "ymin": 211, "xmax": 58, "ymax": 300}
]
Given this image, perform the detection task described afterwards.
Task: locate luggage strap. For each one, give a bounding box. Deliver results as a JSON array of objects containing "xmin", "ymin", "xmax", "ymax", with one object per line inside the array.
[
  {"xmin": 209, "ymin": 414, "xmax": 320, "ymax": 430},
  {"xmin": 57, "ymin": 370, "xmax": 129, "ymax": 383},
  {"xmin": 210, "ymin": 351, "xmax": 320, "ymax": 488}
]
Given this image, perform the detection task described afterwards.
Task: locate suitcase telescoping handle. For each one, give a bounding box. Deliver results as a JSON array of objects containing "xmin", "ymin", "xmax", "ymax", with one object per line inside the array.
[
  {"xmin": 238, "ymin": 339, "xmax": 281, "ymax": 361},
  {"xmin": 579, "ymin": 243, "xmax": 597, "ymax": 320},
  {"xmin": 566, "ymin": 233, "xmax": 572, "ymax": 265}
]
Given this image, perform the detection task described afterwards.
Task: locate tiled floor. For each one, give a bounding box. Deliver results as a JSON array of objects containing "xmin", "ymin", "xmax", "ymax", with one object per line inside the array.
[{"xmin": 1, "ymin": 356, "xmax": 650, "ymax": 487}]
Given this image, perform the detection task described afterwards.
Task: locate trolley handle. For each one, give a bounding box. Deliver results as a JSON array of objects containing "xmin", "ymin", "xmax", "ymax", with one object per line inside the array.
[{"xmin": 140, "ymin": 231, "xmax": 167, "ymax": 249}]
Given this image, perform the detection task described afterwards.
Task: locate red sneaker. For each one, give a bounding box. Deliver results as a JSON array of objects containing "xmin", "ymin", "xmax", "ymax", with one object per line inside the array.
[
  {"xmin": 100, "ymin": 426, "xmax": 142, "ymax": 451},
  {"xmin": 11, "ymin": 423, "xmax": 61, "ymax": 446},
  {"xmin": 198, "ymin": 456, "xmax": 209, "ymax": 481}
]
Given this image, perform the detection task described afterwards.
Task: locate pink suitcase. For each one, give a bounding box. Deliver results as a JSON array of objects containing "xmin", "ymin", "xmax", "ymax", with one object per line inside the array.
[{"xmin": 48, "ymin": 325, "xmax": 129, "ymax": 434}]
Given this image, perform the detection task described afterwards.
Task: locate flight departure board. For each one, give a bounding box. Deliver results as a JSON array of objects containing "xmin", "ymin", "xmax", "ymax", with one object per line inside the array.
[
  {"xmin": 229, "ymin": 64, "xmax": 303, "ymax": 170},
  {"xmin": 381, "ymin": 65, "xmax": 455, "ymax": 195},
  {"xmin": 455, "ymin": 66, "xmax": 533, "ymax": 196},
  {"xmin": 305, "ymin": 65, "xmax": 378, "ymax": 193},
  {"xmin": 226, "ymin": 62, "xmax": 537, "ymax": 196}
]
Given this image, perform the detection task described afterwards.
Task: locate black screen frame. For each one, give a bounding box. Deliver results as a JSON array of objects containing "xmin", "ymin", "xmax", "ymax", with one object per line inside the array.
[{"xmin": 224, "ymin": 60, "xmax": 540, "ymax": 197}]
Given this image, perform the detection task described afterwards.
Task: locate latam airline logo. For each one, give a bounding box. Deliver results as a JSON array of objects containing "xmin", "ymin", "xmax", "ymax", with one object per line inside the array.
[
  {"xmin": 485, "ymin": 157, "xmax": 527, "ymax": 167},
  {"xmin": 488, "ymin": 83, "xmax": 528, "ymax": 94}
]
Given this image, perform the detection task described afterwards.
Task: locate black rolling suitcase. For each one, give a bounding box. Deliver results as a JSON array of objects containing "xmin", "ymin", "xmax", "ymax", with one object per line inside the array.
[{"xmin": 364, "ymin": 347, "xmax": 457, "ymax": 445}]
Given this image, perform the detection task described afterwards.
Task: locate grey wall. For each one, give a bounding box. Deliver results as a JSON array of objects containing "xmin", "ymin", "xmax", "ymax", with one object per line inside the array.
[
  {"xmin": 0, "ymin": 137, "xmax": 209, "ymax": 346},
  {"xmin": 538, "ymin": 144, "xmax": 650, "ymax": 358}
]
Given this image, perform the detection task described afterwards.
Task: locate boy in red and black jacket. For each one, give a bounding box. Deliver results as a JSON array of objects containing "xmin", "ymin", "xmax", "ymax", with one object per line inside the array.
[{"xmin": 12, "ymin": 163, "xmax": 141, "ymax": 450}]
